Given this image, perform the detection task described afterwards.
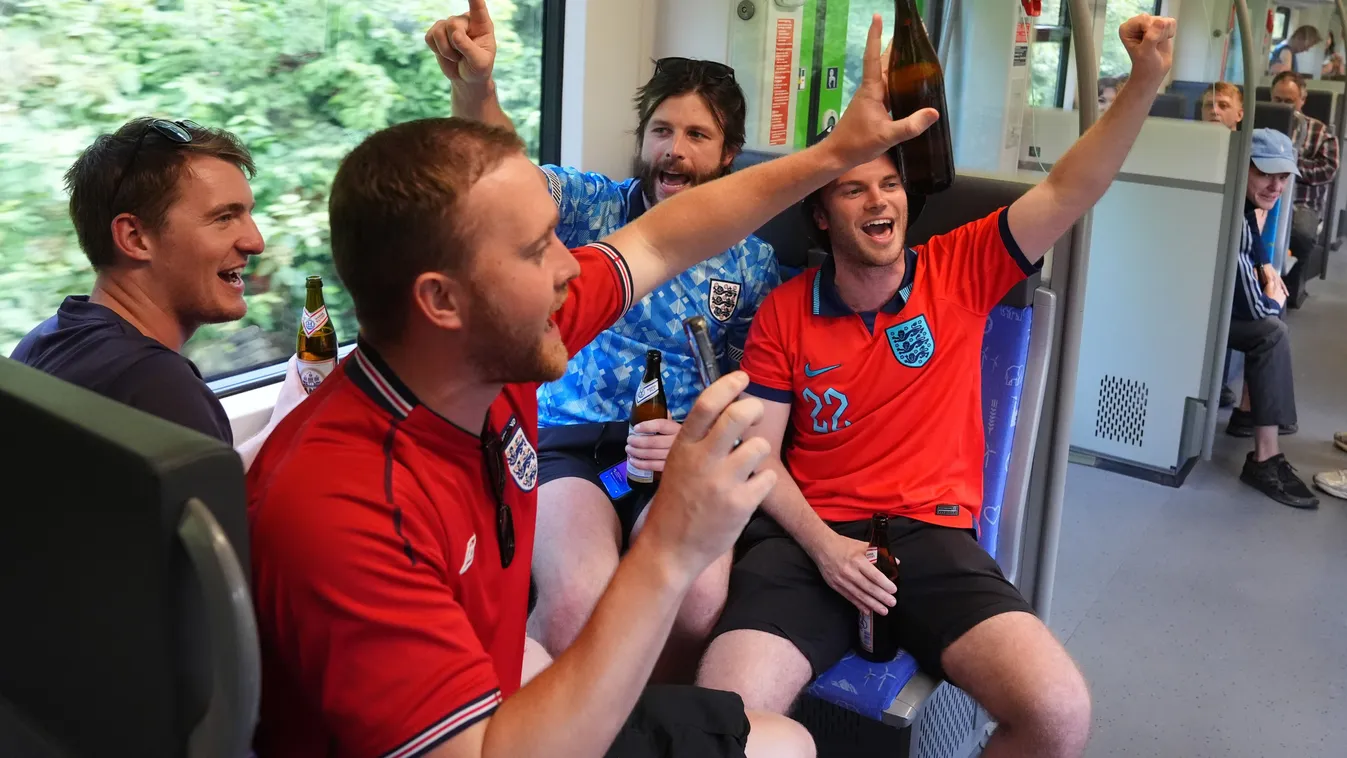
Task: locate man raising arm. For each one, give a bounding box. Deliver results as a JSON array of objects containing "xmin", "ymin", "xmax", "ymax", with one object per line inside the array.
[
  {"xmin": 430, "ymin": 1, "xmax": 781, "ymax": 677},
  {"xmin": 696, "ymin": 15, "xmax": 1177, "ymax": 758},
  {"xmin": 246, "ymin": 11, "xmax": 936, "ymax": 758}
]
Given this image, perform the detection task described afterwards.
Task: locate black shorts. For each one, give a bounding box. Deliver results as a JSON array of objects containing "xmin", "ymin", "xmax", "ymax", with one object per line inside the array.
[
  {"xmin": 711, "ymin": 514, "xmax": 1035, "ymax": 683},
  {"xmin": 607, "ymin": 685, "xmax": 750, "ymax": 758},
  {"xmin": 538, "ymin": 422, "xmax": 655, "ymax": 547}
]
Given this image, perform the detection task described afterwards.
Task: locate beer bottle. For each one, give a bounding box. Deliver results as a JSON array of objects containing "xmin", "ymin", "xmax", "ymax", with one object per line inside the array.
[
  {"xmin": 857, "ymin": 513, "xmax": 901, "ymax": 662},
  {"xmin": 889, "ymin": 0, "xmax": 955, "ymax": 195},
  {"xmin": 627, "ymin": 350, "xmax": 668, "ymax": 488},
  {"xmin": 296, "ymin": 275, "xmax": 338, "ymax": 395}
]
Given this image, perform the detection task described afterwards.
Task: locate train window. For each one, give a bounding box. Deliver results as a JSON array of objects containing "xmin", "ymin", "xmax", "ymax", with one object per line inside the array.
[
  {"xmin": 1272, "ymin": 8, "xmax": 1291, "ymax": 42},
  {"xmin": 1100, "ymin": 0, "xmax": 1164, "ymax": 79},
  {"xmin": 1031, "ymin": 0, "xmax": 1071, "ymax": 108},
  {"xmin": 842, "ymin": 0, "xmax": 898, "ymax": 108},
  {"xmin": 0, "ymin": 0, "xmax": 558, "ymax": 388}
]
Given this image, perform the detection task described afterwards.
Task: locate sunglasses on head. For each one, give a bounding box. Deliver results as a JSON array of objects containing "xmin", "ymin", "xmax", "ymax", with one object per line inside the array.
[
  {"xmin": 109, "ymin": 119, "xmax": 203, "ymax": 215},
  {"xmin": 481, "ymin": 423, "xmax": 517, "ymax": 569},
  {"xmin": 654, "ymin": 57, "xmax": 736, "ymax": 84}
]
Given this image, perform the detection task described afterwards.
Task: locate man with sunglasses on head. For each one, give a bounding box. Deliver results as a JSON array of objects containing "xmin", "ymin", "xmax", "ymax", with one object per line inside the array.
[
  {"xmin": 246, "ymin": 12, "xmax": 936, "ymax": 757},
  {"xmin": 10, "ymin": 118, "xmax": 264, "ymax": 443},
  {"xmin": 427, "ymin": 1, "xmax": 780, "ymax": 674}
]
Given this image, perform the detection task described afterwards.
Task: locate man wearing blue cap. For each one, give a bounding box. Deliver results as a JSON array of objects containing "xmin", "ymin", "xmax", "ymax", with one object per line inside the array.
[{"xmin": 1231, "ymin": 128, "xmax": 1317, "ymax": 508}]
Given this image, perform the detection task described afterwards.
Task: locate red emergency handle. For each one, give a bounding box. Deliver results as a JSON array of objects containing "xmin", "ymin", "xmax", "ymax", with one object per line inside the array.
[{"xmin": 1021, "ymin": 0, "xmax": 1042, "ymax": 17}]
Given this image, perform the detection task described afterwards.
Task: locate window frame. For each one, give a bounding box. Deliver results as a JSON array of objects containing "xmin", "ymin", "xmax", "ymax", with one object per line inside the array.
[
  {"xmin": 1033, "ymin": 1, "xmax": 1073, "ymax": 109},
  {"xmin": 209, "ymin": 0, "xmax": 567, "ymax": 399},
  {"xmin": 1272, "ymin": 7, "xmax": 1291, "ymax": 43}
]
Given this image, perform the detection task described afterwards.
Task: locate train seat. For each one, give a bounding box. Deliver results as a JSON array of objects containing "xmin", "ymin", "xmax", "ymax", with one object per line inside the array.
[{"xmin": 805, "ymin": 299, "xmax": 1036, "ymax": 722}]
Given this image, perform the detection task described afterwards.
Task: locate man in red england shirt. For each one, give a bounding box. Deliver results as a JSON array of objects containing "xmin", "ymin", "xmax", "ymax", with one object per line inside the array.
[
  {"xmin": 245, "ymin": 16, "xmax": 935, "ymax": 758},
  {"xmin": 696, "ymin": 14, "xmax": 1175, "ymax": 758}
]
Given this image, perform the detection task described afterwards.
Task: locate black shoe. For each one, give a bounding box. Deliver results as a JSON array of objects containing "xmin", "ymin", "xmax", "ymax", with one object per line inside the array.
[
  {"xmin": 1240, "ymin": 453, "xmax": 1320, "ymax": 509},
  {"xmin": 1226, "ymin": 410, "xmax": 1297, "ymax": 437},
  {"xmin": 1226, "ymin": 409, "xmax": 1254, "ymax": 437},
  {"xmin": 1220, "ymin": 386, "xmax": 1236, "ymax": 409}
]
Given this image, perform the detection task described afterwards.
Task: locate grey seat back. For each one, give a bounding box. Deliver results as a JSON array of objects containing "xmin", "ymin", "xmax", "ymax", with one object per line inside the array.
[{"xmin": 0, "ymin": 357, "xmax": 258, "ymax": 758}]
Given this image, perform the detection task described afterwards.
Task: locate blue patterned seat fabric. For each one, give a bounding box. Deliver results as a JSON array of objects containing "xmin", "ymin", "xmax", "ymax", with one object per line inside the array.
[{"xmin": 805, "ymin": 303, "xmax": 1036, "ymax": 721}]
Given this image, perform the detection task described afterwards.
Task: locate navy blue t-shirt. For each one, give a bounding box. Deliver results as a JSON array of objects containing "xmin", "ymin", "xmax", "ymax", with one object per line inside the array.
[{"xmin": 10, "ymin": 296, "xmax": 233, "ymax": 444}]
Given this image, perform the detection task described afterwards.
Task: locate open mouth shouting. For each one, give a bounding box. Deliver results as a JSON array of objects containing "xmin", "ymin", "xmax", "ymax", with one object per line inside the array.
[
  {"xmin": 218, "ymin": 266, "xmax": 246, "ymax": 292},
  {"xmin": 860, "ymin": 217, "xmax": 896, "ymax": 245}
]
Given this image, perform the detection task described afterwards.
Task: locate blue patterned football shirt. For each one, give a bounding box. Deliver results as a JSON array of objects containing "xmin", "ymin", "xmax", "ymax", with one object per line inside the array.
[{"xmin": 536, "ymin": 164, "xmax": 781, "ymax": 426}]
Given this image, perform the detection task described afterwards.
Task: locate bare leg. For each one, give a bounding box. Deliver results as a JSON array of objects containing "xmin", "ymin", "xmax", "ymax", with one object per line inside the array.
[
  {"xmin": 942, "ymin": 612, "xmax": 1091, "ymax": 758},
  {"xmin": 696, "ymin": 629, "xmax": 814, "ymax": 714},
  {"xmin": 1253, "ymin": 425, "xmax": 1280, "ymax": 462},
  {"xmin": 631, "ymin": 503, "xmax": 732, "ymax": 683},
  {"xmin": 744, "ymin": 709, "xmax": 816, "ymax": 758},
  {"xmin": 528, "ymin": 477, "xmax": 623, "ymax": 655},
  {"xmin": 521, "ymin": 636, "xmax": 553, "ymax": 686}
]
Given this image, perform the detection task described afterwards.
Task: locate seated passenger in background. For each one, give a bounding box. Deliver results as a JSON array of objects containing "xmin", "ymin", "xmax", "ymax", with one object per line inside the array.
[
  {"xmin": 9, "ymin": 118, "xmax": 263, "ymax": 443},
  {"xmin": 1228, "ymin": 129, "xmax": 1317, "ymax": 509},
  {"xmin": 245, "ymin": 15, "xmax": 933, "ymax": 755},
  {"xmin": 695, "ymin": 15, "xmax": 1179, "ymax": 758},
  {"xmin": 1269, "ymin": 71, "xmax": 1340, "ymax": 277},
  {"xmin": 427, "ymin": 1, "xmax": 779, "ymax": 671},
  {"xmin": 1097, "ymin": 73, "xmax": 1128, "ymax": 113},
  {"xmin": 1201, "ymin": 81, "xmax": 1243, "ymax": 129}
]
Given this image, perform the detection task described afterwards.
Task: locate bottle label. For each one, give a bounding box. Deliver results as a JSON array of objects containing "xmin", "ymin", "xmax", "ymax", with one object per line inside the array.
[
  {"xmin": 297, "ymin": 358, "xmax": 336, "ymax": 395},
  {"xmin": 301, "ymin": 306, "xmax": 329, "ymax": 337},
  {"xmin": 865, "ymin": 546, "xmax": 878, "ymax": 564},
  {"xmin": 859, "ymin": 609, "xmax": 874, "ymax": 653},
  {"xmin": 634, "ymin": 379, "xmax": 660, "ymax": 405}
]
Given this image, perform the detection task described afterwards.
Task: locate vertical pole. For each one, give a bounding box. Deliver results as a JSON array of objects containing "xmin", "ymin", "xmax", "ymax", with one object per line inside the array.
[
  {"xmin": 1201, "ymin": 0, "xmax": 1258, "ymax": 459},
  {"xmin": 1031, "ymin": 0, "xmax": 1099, "ymax": 619}
]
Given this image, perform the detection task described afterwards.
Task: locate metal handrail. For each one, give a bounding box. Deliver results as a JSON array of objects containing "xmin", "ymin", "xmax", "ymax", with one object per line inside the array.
[
  {"xmin": 1200, "ymin": 0, "xmax": 1257, "ymax": 460},
  {"xmin": 1031, "ymin": 0, "xmax": 1100, "ymax": 620}
]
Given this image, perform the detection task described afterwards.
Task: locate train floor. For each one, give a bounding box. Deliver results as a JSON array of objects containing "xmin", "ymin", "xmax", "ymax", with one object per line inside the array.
[{"xmin": 1057, "ymin": 251, "xmax": 1347, "ymax": 757}]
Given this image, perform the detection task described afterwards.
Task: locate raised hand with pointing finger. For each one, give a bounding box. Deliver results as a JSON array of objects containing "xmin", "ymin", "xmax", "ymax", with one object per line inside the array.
[
  {"xmin": 425, "ymin": 0, "xmax": 514, "ymax": 129},
  {"xmin": 425, "ymin": 0, "xmax": 497, "ymax": 87}
]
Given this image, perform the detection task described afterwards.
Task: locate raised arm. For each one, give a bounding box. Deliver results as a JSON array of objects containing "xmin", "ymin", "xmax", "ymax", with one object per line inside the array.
[
  {"xmin": 426, "ymin": 0, "xmax": 515, "ymax": 131},
  {"xmin": 1007, "ymin": 14, "xmax": 1176, "ymax": 262},
  {"xmin": 606, "ymin": 15, "xmax": 939, "ymax": 302},
  {"xmin": 430, "ymin": 373, "xmax": 777, "ymax": 758}
]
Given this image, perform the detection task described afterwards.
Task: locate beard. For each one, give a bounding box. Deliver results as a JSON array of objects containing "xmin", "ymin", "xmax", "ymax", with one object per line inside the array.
[
  {"xmin": 632, "ymin": 153, "xmax": 728, "ymax": 206},
  {"xmin": 463, "ymin": 282, "xmax": 570, "ymax": 384}
]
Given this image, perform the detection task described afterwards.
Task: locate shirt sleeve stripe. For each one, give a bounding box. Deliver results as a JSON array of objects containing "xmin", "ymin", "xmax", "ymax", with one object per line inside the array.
[
  {"xmin": 588, "ymin": 241, "xmax": 634, "ymax": 314},
  {"xmin": 746, "ymin": 382, "xmax": 793, "ymax": 404},
  {"xmin": 541, "ymin": 166, "xmax": 564, "ymax": 209},
  {"xmin": 998, "ymin": 207, "xmax": 1043, "ymax": 276},
  {"xmin": 380, "ymin": 689, "xmax": 502, "ymax": 758}
]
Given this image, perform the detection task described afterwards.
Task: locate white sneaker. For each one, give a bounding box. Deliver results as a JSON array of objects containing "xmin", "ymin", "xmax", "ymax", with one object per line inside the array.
[
  {"xmin": 1335, "ymin": 432, "xmax": 1347, "ymax": 454},
  {"xmin": 1313, "ymin": 469, "xmax": 1347, "ymax": 500}
]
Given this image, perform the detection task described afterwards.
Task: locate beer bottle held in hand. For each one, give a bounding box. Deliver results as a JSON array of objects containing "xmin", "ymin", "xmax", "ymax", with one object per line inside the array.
[
  {"xmin": 889, "ymin": 0, "xmax": 955, "ymax": 195},
  {"xmin": 627, "ymin": 350, "xmax": 668, "ymax": 488},
  {"xmin": 296, "ymin": 275, "xmax": 338, "ymax": 394},
  {"xmin": 857, "ymin": 513, "xmax": 901, "ymax": 662}
]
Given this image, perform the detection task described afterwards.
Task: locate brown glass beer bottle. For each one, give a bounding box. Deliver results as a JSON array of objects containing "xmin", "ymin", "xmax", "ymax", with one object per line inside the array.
[
  {"xmin": 296, "ymin": 275, "xmax": 338, "ymax": 394},
  {"xmin": 889, "ymin": 0, "xmax": 955, "ymax": 195},
  {"xmin": 627, "ymin": 350, "xmax": 667, "ymax": 488},
  {"xmin": 857, "ymin": 513, "xmax": 901, "ymax": 662}
]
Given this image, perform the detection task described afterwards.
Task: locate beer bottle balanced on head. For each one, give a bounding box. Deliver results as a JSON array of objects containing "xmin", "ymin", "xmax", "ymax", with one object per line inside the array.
[
  {"xmin": 296, "ymin": 275, "xmax": 338, "ymax": 395},
  {"xmin": 627, "ymin": 350, "xmax": 668, "ymax": 489},
  {"xmin": 857, "ymin": 513, "xmax": 901, "ymax": 662},
  {"xmin": 889, "ymin": 0, "xmax": 955, "ymax": 195}
]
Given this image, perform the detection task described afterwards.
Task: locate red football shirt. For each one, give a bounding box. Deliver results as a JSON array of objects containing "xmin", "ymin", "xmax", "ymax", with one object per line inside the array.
[
  {"xmin": 247, "ymin": 243, "xmax": 633, "ymax": 758},
  {"xmin": 740, "ymin": 208, "xmax": 1037, "ymax": 531}
]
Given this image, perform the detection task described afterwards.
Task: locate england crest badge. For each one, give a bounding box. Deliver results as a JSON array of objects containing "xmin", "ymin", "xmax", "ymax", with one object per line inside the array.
[
  {"xmin": 708, "ymin": 279, "xmax": 742, "ymax": 323},
  {"xmin": 885, "ymin": 314, "xmax": 935, "ymax": 368},
  {"xmin": 504, "ymin": 427, "xmax": 538, "ymax": 492}
]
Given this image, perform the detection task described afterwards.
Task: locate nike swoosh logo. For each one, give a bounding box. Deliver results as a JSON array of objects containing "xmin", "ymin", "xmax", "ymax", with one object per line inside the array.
[{"xmin": 804, "ymin": 363, "xmax": 842, "ymax": 378}]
